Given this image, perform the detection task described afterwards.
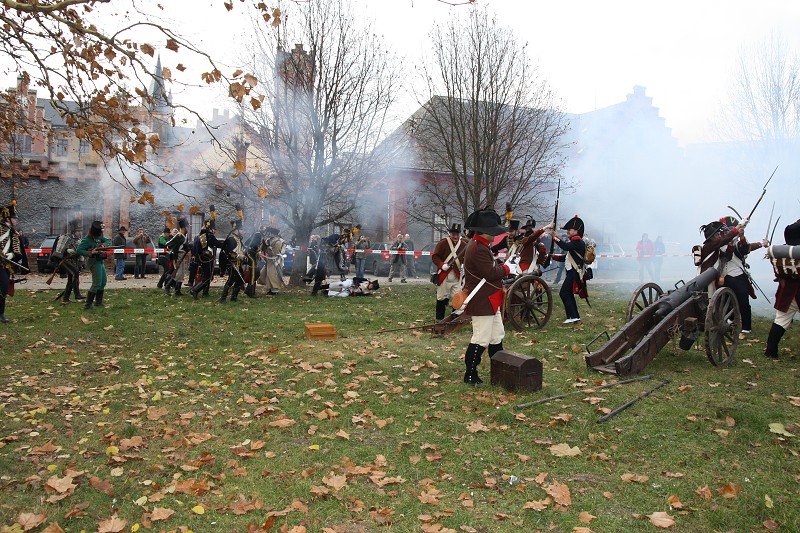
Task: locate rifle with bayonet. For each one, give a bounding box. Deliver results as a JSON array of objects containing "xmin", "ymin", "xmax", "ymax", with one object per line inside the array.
[
  {"xmin": 548, "ymin": 179, "xmax": 561, "ymax": 257},
  {"xmin": 742, "ymin": 166, "xmax": 777, "ymax": 229}
]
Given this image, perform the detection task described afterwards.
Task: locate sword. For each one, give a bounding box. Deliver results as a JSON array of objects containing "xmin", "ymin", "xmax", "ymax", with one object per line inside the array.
[
  {"xmin": 764, "ymin": 202, "xmax": 775, "ymax": 242},
  {"xmin": 0, "ymin": 255, "xmax": 30, "ymax": 274},
  {"xmin": 769, "ymin": 216, "xmax": 781, "ymax": 244}
]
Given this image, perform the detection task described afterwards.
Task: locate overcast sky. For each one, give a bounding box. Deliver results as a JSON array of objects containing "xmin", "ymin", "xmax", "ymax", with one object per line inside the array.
[{"xmin": 4, "ymin": 0, "xmax": 799, "ymax": 146}]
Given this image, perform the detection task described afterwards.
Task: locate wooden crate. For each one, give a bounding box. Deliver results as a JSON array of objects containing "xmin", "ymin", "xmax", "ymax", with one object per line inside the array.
[{"xmin": 304, "ymin": 322, "xmax": 337, "ymax": 340}]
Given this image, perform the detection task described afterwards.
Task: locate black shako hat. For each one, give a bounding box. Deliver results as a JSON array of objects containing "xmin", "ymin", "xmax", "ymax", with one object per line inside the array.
[
  {"xmin": 508, "ymin": 219, "xmax": 520, "ymax": 232},
  {"xmin": 178, "ymin": 218, "xmax": 188, "ymax": 230},
  {"xmin": 465, "ymin": 209, "xmax": 507, "ymax": 236},
  {"xmin": 448, "ymin": 223, "xmax": 462, "ymax": 234},
  {"xmin": 561, "ymin": 215, "xmax": 585, "ymax": 237},
  {"xmin": 230, "ymin": 218, "xmax": 242, "ymax": 230},
  {"xmin": 784, "ymin": 219, "xmax": 800, "ymax": 246}
]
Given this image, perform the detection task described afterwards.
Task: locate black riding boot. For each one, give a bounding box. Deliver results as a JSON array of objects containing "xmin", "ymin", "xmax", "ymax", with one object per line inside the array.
[
  {"xmin": 436, "ymin": 299, "xmax": 447, "ymax": 321},
  {"xmin": 74, "ymin": 280, "xmax": 84, "ymax": 300},
  {"xmin": 488, "ymin": 342, "xmax": 504, "ymax": 359},
  {"xmin": 190, "ymin": 280, "xmax": 205, "ymax": 300},
  {"xmin": 94, "ymin": 290, "xmax": 104, "ymax": 307},
  {"xmin": 463, "ymin": 343, "xmax": 486, "ymax": 385},
  {"xmin": 0, "ymin": 297, "xmax": 7, "ymax": 323},
  {"xmin": 174, "ymin": 282, "xmax": 183, "ymax": 296},
  {"xmin": 164, "ymin": 278, "xmax": 173, "ymax": 296},
  {"xmin": 231, "ymin": 286, "xmax": 240, "ymax": 302},
  {"xmin": 764, "ymin": 323, "xmax": 786, "ymax": 359},
  {"xmin": 83, "ymin": 291, "xmax": 96, "ymax": 310},
  {"xmin": 218, "ymin": 285, "xmax": 230, "ymax": 304}
]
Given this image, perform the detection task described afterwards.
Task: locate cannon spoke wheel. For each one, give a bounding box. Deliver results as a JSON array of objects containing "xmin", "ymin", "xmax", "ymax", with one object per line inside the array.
[
  {"xmin": 705, "ymin": 287, "xmax": 741, "ymax": 366},
  {"xmin": 625, "ymin": 282, "xmax": 664, "ymax": 322},
  {"xmin": 504, "ymin": 274, "xmax": 552, "ymax": 330}
]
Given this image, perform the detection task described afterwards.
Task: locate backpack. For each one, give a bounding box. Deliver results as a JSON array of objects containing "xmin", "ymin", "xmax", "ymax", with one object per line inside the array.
[
  {"xmin": 49, "ymin": 234, "xmax": 74, "ymax": 262},
  {"xmin": 584, "ymin": 241, "xmax": 596, "ymax": 264}
]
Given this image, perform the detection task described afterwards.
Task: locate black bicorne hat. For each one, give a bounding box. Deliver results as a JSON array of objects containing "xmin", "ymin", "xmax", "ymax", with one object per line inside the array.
[
  {"xmin": 465, "ymin": 209, "xmax": 507, "ymax": 236},
  {"xmin": 700, "ymin": 220, "xmax": 725, "ymax": 239},
  {"xmin": 719, "ymin": 216, "xmax": 738, "ymax": 228},
  {"xmin": 522, "ymin": 217, "xmax": 536, "ymax": 230},
  {"xmin": 449, "ymin": 223, "xmax": 462, "ymax": 234},
  {"xmin": 561, "ymin": 215, "xmax": 584, "ymax": 237},
  {"xmin": 784, "ymin": 219, "xmax": 800, "ymax": 246},
  {"xmin": 204, "ymin": 219, "xmax": 216, "ymax": 230}
]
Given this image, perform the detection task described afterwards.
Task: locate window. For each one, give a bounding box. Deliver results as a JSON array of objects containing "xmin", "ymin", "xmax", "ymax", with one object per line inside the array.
[
  {"xmin": 189, "ymin": 214, "xmax": 204, "ymax": 240},
  {"xmin": 56, "ymin": 138, "xmax": 69, "ymax": 157},
  {"xmin": 433, "ymin": 214, "xmax": 447, "ymax": 242},
  {"xmin": 50, "ymin": 207, "xmax": 102, "ymax": 235},
  {"xmin": 9, "ymin": 134, "xmax": 32, "ymax": 154},
  {"xmin": 79, "ymin": 140, "xmax": 91, "ymax": 156}
]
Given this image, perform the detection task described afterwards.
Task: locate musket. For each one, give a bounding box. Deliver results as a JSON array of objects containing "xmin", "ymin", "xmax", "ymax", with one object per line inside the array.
[
  {"xmin": 548, "ymin": 178, "xmax": 561, "ymax": 256},
  {"xmin": 375, "ymin": 315, "xmax": 471, "ymax": 334},
  {"xmin": 46, "ymin": 256, "xmax": 71, "ymax": 285},
  {"xmin": 0, "ymin": 254, "xmax": 30, "ymax": 274},
  {"xmin": 743, "ymin": 166, "xmax": 778, "ymax": 227}
]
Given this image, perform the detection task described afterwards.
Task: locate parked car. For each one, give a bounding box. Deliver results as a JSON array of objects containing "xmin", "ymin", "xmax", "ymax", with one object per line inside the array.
[
  {"xmin": 367, "ymin": 242, "xmax": 409, "ymax": 277},
  {"xmin": 35, "ymin": 235, "xmax": 59, "ymax": 273},
  {"xmin": 414, "ymin": 242, "xmax": 436, "ymax": 277},
  {"xmin": 593, "ymin": 243, "xmax": 630, "ymax": 271},
  {"xmin": 123, "ymin": 237, "xmax": 160, "ymax": 274}
]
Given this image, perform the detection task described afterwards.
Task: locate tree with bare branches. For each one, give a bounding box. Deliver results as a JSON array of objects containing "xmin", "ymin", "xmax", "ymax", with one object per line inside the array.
[
  {"xmin": 404, "ymin": 7, "xmax": 568, "ymax": 229},
  {"xmin": 0, "ymin": 0, "xmax": 278, "ymax": 198},
  {"xmin": 242, "ymin": 0, "xmax": 402, "ymax": 284}
]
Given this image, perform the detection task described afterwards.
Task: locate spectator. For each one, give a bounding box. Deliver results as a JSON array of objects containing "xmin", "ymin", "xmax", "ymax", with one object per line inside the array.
[
  {"xmin": 112, "ymin": 226, "xmax": 127, "ymax": 280},
  {"xmin": 387, "ymin": 233, "xmax": 407, "ymax": 283},
  {"xmin": 132, "ymin": 228, "xmax": 151, "ymax": 279},
  {"xmin": 404, "ymin": 233, "xmax": 416, "ymax": 278},
  {"xmin": 354, "ymin": 234, "xmax": 371, "ymax": 280},
  {"xmin": 636, "ymin": 233, "xmax": 655, "ymax": 282}
]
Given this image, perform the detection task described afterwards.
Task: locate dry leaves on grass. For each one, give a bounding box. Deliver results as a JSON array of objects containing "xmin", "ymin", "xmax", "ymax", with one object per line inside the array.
[
  {"xmin": 647, "ymin": 511, "xmax": 675, "ymax": 528},
  {"xmin": 621, "ymin": 473, "xmax": 649, "ymax": 483},
  {"xmin": 544, "ymin": 480, "xmax": 571, "ymax": 506},
  {"xmin": 718, "ymin": 483, "xmax": 742, "ymax": 498},
  {"xmin": 549, "ymin": 443, "xmax": 581, "ymax": 457},
  {"xmin": 16, "ymin": 512, "xmax": 47, "ymax": 531}
]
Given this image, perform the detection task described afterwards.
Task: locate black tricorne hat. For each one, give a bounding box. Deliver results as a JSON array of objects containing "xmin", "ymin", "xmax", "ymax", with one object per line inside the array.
[
  {"xmin": 449, "ymin": 223, "xmax": 462, "ymax": 234},
  {"xmin": 719, "ymin": 216, "xmax": 738, "ymax": 228},
  {"xmin": 784, "ymin": 219, "xmax": 800, "ymax": 246},
  {"xmin": 561, "ymin": 215, "xmax": 584, "ymax": 237},
  {"xmin": 465, "ymin": 209, "xmax": 507, "ymax": 236}
]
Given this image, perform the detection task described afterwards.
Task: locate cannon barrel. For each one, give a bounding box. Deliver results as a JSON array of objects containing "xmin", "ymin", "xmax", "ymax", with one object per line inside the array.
[
  {"xmin": 767, "ymin": 245, "xmax": 800, "ymax": 259},
  {"xmin": 652, "ymin": 268, "xmax": 718, "ymax": 322}
]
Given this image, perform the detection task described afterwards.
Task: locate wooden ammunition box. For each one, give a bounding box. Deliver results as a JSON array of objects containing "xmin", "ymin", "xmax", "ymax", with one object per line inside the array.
[
  {"xmin": 304, "ymin": 322, "xmax": 337, "ymax": 340},
  {"xmin": 490, "ymin": 350, "xmax": 543, "ymax": 392}
]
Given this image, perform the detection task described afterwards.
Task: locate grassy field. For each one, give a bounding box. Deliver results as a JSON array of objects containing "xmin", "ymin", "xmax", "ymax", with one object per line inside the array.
[{"xmin": 0, "ymin": 283, "xmax": 797, "ymax": 533}]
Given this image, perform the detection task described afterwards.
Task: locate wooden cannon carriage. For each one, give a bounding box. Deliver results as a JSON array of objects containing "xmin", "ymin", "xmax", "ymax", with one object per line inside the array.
[
  {"xmin": 430, "ymin": 271, "xmax": 554, "ymax": 335},
  {"xmin": 584, "ymin": 267, "xmax": 742, "ymax": 375}
]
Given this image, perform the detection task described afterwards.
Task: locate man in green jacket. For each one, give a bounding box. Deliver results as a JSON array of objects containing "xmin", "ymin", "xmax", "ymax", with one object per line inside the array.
[{"xmin": 77, "ymin": 221, "xmax": 112, "ymax": 309}]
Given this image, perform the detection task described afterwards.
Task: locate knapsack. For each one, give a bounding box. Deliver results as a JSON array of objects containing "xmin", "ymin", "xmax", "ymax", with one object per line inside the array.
[
  {"xmin": 49, "ymin": 234, "xmax": 74, "ymax": 262},
  {"xmin": 584, "ymin": 241, "xmax": 596, "ymax": 264}
]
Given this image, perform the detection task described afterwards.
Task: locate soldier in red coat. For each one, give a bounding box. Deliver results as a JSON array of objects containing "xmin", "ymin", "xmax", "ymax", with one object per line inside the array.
[
  {"xmin": 431, "ymin": 223, "xmax": 468, "ymax": 321},
  {"xmin": 765, "ymin": 219, "xmax": 800, "ymax": 359},
  {"xmin": 461, "ymin": 209, "xmax": 517, "ymax": 385}
]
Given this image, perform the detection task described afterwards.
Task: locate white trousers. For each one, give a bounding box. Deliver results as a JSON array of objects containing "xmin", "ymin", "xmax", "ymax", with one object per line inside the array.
[{"xmin": 470, "ymin": 309, "xmax": 505, "ymax": 347}]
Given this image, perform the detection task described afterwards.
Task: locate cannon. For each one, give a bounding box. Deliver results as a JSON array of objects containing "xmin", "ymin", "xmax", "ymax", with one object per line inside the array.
[{"xmin": 585, "ymin": 267, "xmax": 742, "ymax": 375}]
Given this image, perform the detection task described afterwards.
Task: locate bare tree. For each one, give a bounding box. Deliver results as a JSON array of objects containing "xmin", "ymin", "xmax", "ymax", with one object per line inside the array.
[
  {"xmin": 720, "ymin": 33, "xmax": 800, "ymax": 151},
  {"xmin": 242, "ymin": 0, "xmax": 402, "ymax": 284},
  {"xmin": 405, "ymin": 7, "xmax": 568, "ymax": 228},
  {"xmin": 0, "ymin": 0, "xmax": 279, "ymax": 197}
]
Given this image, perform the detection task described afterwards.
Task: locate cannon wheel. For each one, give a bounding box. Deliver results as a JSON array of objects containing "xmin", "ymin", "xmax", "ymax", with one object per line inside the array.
[
  {"xmin": 504, "ymin": 274, "xmax": 553, "ymax": 330},
  {"xmin": 625, "ymin": 282, "xmax": 665, "ymax": 322},
  {"xmin": 704, "ymin": 287, "xmax": 741, "ymax": 366}
]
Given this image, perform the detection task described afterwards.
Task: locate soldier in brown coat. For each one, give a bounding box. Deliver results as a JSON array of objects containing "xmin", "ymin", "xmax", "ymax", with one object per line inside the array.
[
  {"xmin": 461, "ymin": 209, "xmax": 518, "ymax": 385},
  {"xmin": 431, "ymin": 223, "xmax": 468, "ymax": 320}
]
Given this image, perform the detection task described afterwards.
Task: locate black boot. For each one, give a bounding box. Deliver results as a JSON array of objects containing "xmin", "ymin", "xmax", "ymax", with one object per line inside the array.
[
  {"xmin": 190, "ymin": 280, "xmax": 205, "ymax": 300},
  {"xmin": 488, "ymin": 342, "xmax": 504, "ymax": 359},
  {"xmin": 83, "ymin": 291, "xmax": 96, "ymax": 310},
  {"xmin": 0, "ymin": 299, "xmax": 6, "ymax": 323},
  {"xmin": 74, "ymin": 284, "xmax": 84, "ymax": 299},
  {"xmin": 218, "ymin": 285, "xmax": 229, "ymax": 304},
  {"xmin": 463, "ymin": 343, "xmax": 486, "ymax": 385},
  {"xmin": 94, "ymin": 290, "xmax": 104, "ymax": 307},
  {"xmin": 164, "ymin": 279, "xmax": 173, "ymax": 296},
  {"xmin": 174, "ymin": 282, "xmax": 183, "ymax": 296},
  {"xmin": 764, "ymin": 323, "xmax": 786, "ymax": 359},
  {"xmin": 436, "ymin": 299, "xmax": 447, "ymax": 321},
  {"xmin": 230, "ymin": 286, "xmax": 240, "ymax": 302},
  {"xmin": 156, "ymin": 270, "xmax": 167, "ymax": 289}
]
